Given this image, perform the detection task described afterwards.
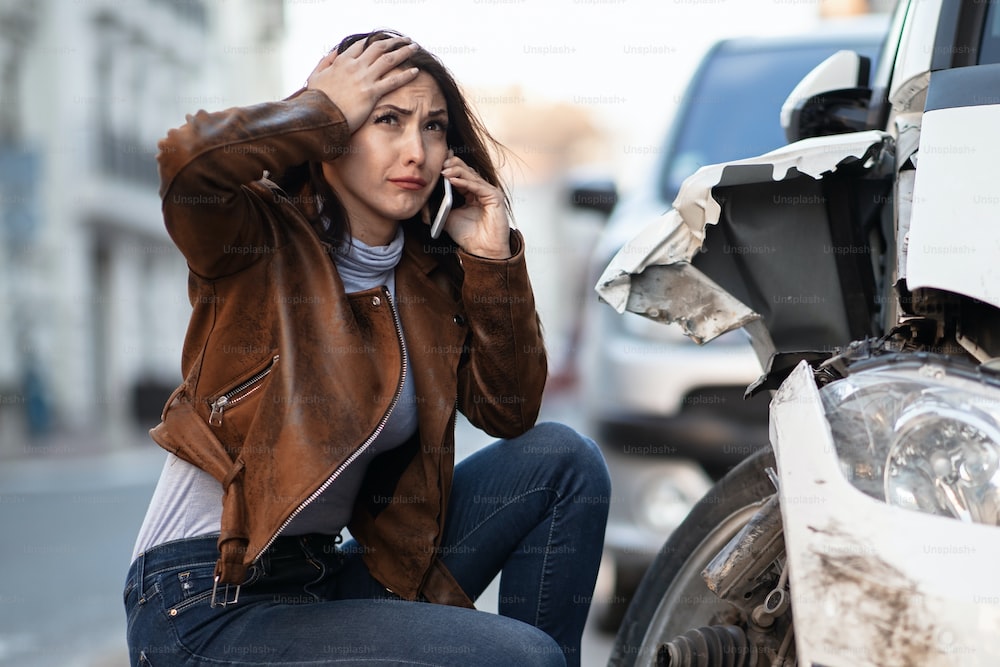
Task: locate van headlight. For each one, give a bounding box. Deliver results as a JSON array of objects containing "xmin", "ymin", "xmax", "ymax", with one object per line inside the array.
[{"xmin": 820, "ymin": 358, "xmax": 1000, "ymax": 526}]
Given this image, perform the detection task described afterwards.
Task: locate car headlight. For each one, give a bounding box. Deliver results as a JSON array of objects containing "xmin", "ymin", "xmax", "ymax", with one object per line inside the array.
[{"xmin": 820, "ymin": 358, "xmax": 1000, "ymax": 526}]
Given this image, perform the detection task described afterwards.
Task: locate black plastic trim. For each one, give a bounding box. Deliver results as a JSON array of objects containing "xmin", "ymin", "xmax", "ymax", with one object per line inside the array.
[
  {"xmin": 925, "ymin": 63, "xmax": 1000, "ymax": 111},
  {"xmin": 822, "ymin": 171, "xmax": 882, "ymax": 342}
]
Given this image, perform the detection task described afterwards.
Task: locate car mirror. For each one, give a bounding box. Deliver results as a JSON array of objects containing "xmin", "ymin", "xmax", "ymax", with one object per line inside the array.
[
  {"xmin": 568, "ymin": 178, "xmax": 618, "ymax": 217},
  {"xmin": 780, "ymin": 50, "xmax": 872, "ymax": 143}
]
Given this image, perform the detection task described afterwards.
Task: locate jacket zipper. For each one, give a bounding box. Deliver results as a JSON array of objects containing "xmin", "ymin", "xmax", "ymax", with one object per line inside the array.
[
  {"xmin": 209, "ymin": 355, "xmax": 280, "ymax": 427},
  {"xmin": 253, "ymin": 287, "xmax": 407, "ymax": 560}
]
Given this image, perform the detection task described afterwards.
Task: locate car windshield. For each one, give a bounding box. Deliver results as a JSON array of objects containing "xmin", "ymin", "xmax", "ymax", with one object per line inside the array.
[{"xmin": 661, "ymin": 41, "xmax": 881, "ymax": 200}]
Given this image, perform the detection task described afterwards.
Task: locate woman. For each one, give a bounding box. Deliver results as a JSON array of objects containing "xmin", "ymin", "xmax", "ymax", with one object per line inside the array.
[{"xmin": 124, "ymin": 31, "xmax": 610, "ymax": 666}]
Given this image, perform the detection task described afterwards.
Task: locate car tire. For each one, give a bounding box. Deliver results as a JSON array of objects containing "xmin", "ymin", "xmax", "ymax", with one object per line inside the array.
[{"xmin": 608, "ymin": 448, "xmax": 777, "ymax": 666}]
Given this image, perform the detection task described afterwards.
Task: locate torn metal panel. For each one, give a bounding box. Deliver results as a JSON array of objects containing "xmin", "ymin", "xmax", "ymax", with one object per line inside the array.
[
  {"xmin": 623, "ymin": 263, "xmax": 760, "ymax": 345},
  {"xmin": 890, "ymin": 71, "xmax": 931, "ymax": 114},
  {"xmin": 596, "ymin": 130, "xmax": 891, "ymax": 343},
  {"xmin": 893, "ymin": 112, "xmax": 922, "ymax": 287},
  {"xmin": 595, "ymin": 206, "xmax": 701, "ymax": 315}
]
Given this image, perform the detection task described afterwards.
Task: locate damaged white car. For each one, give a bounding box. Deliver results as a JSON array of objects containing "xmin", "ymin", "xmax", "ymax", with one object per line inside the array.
[{"xmin": 600, "ymin": 0, "xmax": 1000, "ymax": 665}]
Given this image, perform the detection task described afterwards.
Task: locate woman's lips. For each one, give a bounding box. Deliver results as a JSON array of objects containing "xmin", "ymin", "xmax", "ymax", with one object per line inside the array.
[{"xmin": 389, "ymin": 177, "xmax": 427, "ymax": 191}]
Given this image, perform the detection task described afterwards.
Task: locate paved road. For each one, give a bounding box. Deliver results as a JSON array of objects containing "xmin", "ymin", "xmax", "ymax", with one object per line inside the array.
[
  {"xmin": 0, "ymin": 392, "xmax": 615, "ymax": 666},
  {"xmin": 0, "ymin": 445, "xmax": 162, "ymax": 666}
]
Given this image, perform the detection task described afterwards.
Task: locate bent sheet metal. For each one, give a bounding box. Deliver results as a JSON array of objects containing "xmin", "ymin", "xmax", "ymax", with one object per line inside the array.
[{"xmin": 594, "ymin": 130, "xmax": 890, "ymax": 360}]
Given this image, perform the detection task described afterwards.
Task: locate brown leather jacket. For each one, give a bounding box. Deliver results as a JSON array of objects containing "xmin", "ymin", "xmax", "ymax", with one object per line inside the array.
[{"xmin": 149, "ymin": 89, "xmax": 547, "ymax": 607}]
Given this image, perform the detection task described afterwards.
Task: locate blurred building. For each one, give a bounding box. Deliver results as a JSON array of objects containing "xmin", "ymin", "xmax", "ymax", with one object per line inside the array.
[
  {"xmin": 0, "ymin": 0, "xmax": 285, "ymax": 455},
  {"xmin": 822, "ymin": 0, "xmax": 897, "ymax": 16}
]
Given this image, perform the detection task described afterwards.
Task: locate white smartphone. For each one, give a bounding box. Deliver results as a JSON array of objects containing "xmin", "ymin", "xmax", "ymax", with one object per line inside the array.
[{"xmin": 430, "ymin": 177, "xmax": 452, "ymax": 239}]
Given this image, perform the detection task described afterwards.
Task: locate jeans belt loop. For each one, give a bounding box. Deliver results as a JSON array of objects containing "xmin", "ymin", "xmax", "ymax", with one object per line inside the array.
[{"xmin": 136, "ymin": 550, "xmax": 146, "ymax": 597}]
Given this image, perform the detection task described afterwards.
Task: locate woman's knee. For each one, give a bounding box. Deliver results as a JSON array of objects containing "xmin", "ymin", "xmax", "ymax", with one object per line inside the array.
[
  {"xmin": 480, "ymin": 617, "xmax": 567, "ymax": 666},
  {"xmin": 525, "ymin": 421, "xmax": 611, "ymax": 495}
]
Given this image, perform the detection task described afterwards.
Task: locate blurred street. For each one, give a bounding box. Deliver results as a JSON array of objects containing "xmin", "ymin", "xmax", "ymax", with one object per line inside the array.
[
  {"xmin": 0, "ymin": 387, "xmax": 615, "ymax": 667},
  {"xmin": 0, "ymin": 435, "xmax": 163, "ymax": 666}
]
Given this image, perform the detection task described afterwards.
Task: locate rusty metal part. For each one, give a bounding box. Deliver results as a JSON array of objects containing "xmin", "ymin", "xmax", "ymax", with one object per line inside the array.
[
  {"xmin": 701, "ymin": 494, "xmax": 785, "ymax": 604},
  {"xmin": 751, "ymin": 587, "xmax": 791, "ymax": 628},
  {"xmin": 661, "ymin": 494, "xmax": 794, "ymax": 665}
]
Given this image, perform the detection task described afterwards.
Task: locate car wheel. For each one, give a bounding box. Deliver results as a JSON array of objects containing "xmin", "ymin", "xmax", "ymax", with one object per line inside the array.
[{"xmin": 608, "ymin": 448, "xmax": 777, "ymax": 666}]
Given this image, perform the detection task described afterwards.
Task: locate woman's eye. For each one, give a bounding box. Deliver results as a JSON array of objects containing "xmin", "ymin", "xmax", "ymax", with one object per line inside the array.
[
  {"xmin": 374, "ymin": 113, "xmax": 398, "ymax": 125},
  {"xmin": 425, "ymin": 120, "xmax": 447, "ymax": 133}
]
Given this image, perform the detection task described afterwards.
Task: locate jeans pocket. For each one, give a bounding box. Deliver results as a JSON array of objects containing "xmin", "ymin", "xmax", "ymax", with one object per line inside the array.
[
  {"xmin": 164, "ymin": 561, "xmax": 265, "ymax": 617},
  {"xmin": 162, "ymin": 565, "xmax": 216, "ymax": 617}
]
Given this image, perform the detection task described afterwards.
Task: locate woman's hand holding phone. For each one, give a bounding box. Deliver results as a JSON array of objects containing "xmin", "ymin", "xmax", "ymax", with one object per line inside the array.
[{"xmin": 436, "ymin": 154, "xmax": 511, "ymax": 259}]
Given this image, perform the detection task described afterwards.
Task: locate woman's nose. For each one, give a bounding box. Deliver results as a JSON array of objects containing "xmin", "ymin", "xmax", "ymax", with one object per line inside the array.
[{"xmin": 400, "ymin": 128, "xmax": 425, "ymax": 164}]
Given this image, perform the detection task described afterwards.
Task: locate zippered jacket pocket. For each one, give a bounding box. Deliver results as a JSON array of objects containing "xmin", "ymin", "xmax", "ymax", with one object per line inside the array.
[{"xmin": 208, "ymin": 354, "xmax": 280, "ymax": 427}]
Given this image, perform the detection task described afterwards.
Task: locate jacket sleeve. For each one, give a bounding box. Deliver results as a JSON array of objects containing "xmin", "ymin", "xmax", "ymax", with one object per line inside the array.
[
  {"xmin": 157, "ymin": 89, "xmax": 351, "ymax": 278},
  {"xmin": 456, "ymin": 230, "xmax": 548, "ymax": 438}
]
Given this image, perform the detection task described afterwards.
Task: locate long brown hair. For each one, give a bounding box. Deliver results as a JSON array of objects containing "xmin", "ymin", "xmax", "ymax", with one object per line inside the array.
[{"xmin": 312, "ymin": 30, "xmax": 510, "ymax": 248}]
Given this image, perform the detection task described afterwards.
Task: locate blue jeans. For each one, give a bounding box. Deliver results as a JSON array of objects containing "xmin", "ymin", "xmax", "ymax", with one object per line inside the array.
[{"xmin": 124, "ymin": 422, "xmax": 610, "ymax": 666}]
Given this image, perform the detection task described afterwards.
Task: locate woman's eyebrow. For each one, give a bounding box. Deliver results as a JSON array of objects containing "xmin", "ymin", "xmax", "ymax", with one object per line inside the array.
[{"xmin": 375, "ymin": 103, "xmax": 448, "ymax": 118}]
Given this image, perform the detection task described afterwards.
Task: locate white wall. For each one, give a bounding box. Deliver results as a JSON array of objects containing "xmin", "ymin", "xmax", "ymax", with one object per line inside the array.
[{"xmin": 0, "ymin": 0, "xmax": 285, "ymax": 453}]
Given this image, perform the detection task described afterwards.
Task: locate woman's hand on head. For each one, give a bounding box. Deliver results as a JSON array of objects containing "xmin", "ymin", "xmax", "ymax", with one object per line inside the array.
[
  {"xmin": 306, "ymin": 37, "xmax": 421, "ymax": 133},
  {"xmin": 440, "ymin": 154, "xmax": 511, "ymax": 260}
]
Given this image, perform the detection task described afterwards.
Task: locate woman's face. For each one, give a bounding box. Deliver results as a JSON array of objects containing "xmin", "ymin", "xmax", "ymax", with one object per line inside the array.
[{"xmin": 322, "ymin": 71, "xmax": 450, "ymax": 245}]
